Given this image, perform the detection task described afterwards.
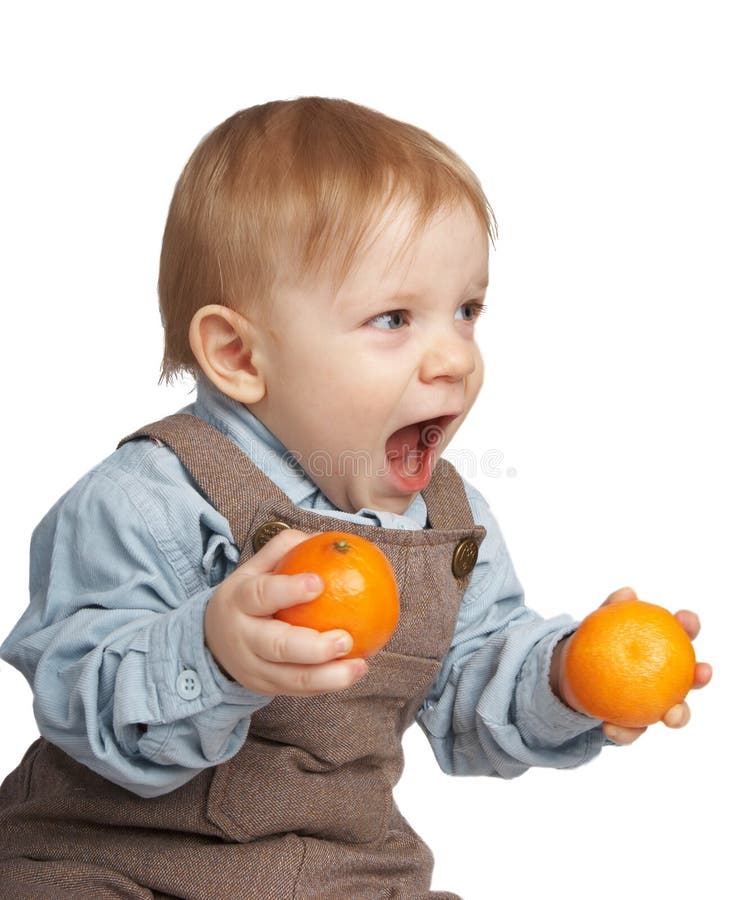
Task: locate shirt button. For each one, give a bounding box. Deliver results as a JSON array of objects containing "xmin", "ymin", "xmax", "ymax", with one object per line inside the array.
[{"xmin": 176, "ymin": 669, "xmax": 202, "ymax": 701}]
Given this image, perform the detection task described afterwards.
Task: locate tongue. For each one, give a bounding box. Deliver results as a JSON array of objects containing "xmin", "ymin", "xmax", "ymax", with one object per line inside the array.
[
  {"xmin": 385, "ymin": 423, "xmax": 433, "ymax": 489},
  {"xmin": 386, "ymin": 423, "xmax": 422, "ymax": 460}
]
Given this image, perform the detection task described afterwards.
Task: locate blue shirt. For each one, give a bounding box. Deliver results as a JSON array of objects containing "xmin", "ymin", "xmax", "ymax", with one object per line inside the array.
[{"xmin": 0, "ymin": 378, "xmax": 605, "ymax": 798}]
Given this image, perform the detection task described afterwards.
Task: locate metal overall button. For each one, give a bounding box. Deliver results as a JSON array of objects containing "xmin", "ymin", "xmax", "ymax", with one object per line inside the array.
[
  {"xmin": 252, "ymin": 520, "xmax": 291, "ymax": 553},
  {"xmin": 452, "ymin": 537, "xmax": 479, "ymax": 578}
]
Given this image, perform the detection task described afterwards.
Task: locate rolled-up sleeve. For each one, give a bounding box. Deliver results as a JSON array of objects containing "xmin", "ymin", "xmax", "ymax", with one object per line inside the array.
[
  {"xmin": 416, "ymin": 481, "xmax": 606, "ymax": 778},
  {"xmin": 0, "ymin": 441, "xmax": 270, "ymax": 798}
]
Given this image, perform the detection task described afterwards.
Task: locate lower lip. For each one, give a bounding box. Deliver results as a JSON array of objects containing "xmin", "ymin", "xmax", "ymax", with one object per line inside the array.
[{"xmin": 384, "ymin": 444, "xmax": 438, "ymax": 494}]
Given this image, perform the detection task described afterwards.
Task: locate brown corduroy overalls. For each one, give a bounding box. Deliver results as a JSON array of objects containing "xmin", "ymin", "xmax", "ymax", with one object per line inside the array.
[{"xmin": 0, "ymin": 414, "xmax": 485, "ymax": 899}]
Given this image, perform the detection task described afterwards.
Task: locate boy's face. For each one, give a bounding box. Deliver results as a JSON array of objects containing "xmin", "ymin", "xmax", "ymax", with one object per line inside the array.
[{"xmin": 250, "ymin": 199, "xmax": 488, "ymax": 515}]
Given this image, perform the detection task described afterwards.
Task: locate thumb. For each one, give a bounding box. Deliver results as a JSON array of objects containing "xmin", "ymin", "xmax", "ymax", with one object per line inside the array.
[
  {"xmin": 239, "ymin": 528, "xmax": 320, "ymax": 575},
  {"xmin": 601, "ymin": 586, "xmax": 638, "ymax": 607}
]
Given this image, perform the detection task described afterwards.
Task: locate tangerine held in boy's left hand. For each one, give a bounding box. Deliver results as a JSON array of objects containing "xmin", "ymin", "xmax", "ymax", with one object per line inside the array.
[
  {"xmin": 562, "ymin": 598, "xmax": 696, "ymax": 728},
  {"xmin": 273, "ymin": 531, "xmax": 400, "ymax": 659}
]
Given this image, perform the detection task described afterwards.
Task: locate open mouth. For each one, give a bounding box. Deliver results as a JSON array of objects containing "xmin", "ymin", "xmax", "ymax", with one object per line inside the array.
[{"xmin": 384, "ymin": 414, "xmax": 457, "ymax": 492}]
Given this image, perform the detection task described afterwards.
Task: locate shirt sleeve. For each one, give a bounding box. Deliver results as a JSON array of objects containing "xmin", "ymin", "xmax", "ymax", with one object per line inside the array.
[
  {"xmin": 0, "ymin": 440, "xmax": 270, "ymax": 798},
  {"xmin": 416, "ymin": 480, "xmax": 607, "ymax": 777}
]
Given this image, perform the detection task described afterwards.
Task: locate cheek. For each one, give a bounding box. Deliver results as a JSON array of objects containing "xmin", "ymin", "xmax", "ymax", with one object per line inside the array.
[
  {"xmin": 470, "ymin": 348, "xmax": 485, "ymax": 396},
  {"xmin": 321, "ymin": 347, "xmax": 394, "ymax": 401},
  {"xmin": 277, "ymin": 340, "xmax": 345, "ymax": 398},
  {"xmin": 302, "ymin": 335, "xmax": 360, "ymax": 380}
]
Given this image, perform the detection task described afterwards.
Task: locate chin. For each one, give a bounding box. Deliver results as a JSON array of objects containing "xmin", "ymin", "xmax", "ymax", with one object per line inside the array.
[
  {"xmin": 334, "ymin": 481, "xmax": 417, "ymax": 518},
  {"xmin": 371, "ymin": 488, "xmax": 418, "ymax": 517},
  {"xmin": 381, "ymin": 498, "xmax": 414, "ymax": 516}
]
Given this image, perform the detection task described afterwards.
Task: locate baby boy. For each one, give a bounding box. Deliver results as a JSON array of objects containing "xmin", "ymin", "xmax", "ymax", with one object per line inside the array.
[{"xmin": 0, "ymin": 97, "xmax": 709, "ymax": 899}]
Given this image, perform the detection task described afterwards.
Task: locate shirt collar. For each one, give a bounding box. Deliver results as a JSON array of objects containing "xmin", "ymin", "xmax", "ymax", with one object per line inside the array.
[{"xmin": 187, "ymin": 377, "xmax": 428, "ymax": 529}]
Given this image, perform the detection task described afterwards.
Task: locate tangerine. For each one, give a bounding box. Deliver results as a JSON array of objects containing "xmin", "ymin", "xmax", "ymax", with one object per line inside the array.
[
  {"xmin": 273, "ymin": 531, "xmax": 400, "ymax": 659},
  {"xmin": 563, "ymin": 598, "xmax": 696, "ymax": 728}
]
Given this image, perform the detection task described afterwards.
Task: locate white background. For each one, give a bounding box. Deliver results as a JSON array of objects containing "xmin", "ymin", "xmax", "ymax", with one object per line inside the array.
[{"xmin": 1, "ymin": 2, "xmax": 746, "ymax": 898}]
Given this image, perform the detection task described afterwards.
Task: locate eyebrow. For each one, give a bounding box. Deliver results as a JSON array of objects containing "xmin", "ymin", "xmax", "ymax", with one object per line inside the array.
[
  {"xmin": 389, "ymin": 276, "xmax": 490, "ymax": 303},
  {"xmin": 339, "ymin": 274, "xmax": 489, "ymax": 315}
]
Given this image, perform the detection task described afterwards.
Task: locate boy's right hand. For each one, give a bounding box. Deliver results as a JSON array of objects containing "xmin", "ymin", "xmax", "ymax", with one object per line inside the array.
[{"xmin": 204, "ymin": 528, "xmax": 368, "ymax": 697}]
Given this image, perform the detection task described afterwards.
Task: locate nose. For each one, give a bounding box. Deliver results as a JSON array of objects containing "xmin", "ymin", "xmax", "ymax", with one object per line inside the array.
[{"xmin": 419, "ymin": 327, "xmax": 477, "ymax": 383}]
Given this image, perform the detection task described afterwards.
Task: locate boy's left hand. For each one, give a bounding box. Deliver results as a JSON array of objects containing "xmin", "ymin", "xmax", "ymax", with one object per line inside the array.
[{"xmin": 552, "ymin": 587, "xmax": 713, "ymax": 745}]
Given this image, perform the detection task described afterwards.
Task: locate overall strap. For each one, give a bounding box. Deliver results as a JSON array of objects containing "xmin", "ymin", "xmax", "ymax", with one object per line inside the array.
[
  {"xmin": 421, "ymin": 457, "xmax": 477, "ymax": 532},
  {"xmin": 118, "ymin": 413, "xmax": 292, "ymax": 557},
  {"xmin": 119, "ymin": 412, "xmax": 480, "ymax": 545}
]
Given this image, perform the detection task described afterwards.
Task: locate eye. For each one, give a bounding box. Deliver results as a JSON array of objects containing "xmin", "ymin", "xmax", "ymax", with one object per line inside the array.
[
  {"xmin": 368, "ymin": 310, "xmax": 409, "ymax": 330},
  {"xmin": 456, "ymin": 301, "xmax": 487, "ymax": 323}
]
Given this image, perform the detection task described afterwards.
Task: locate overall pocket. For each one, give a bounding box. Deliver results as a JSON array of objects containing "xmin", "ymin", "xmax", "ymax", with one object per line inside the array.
[{"xmin": 206, "ymin": 651, "xmax": 441, "ymax": 844}]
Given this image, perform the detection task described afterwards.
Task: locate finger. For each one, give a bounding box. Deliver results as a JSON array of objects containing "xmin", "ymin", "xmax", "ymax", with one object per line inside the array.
[
  {"xmin": 603, "ymin": 722, "xmax": 647, "ymax": 744},
  {"xmin": 674, "ymin": 609, "xmax": 700, "ymax": 641},
  {"xmin": 235, "ymin": 570, "xmax": 324, "ymax": 617},
  {"xmin": 692, "ymin": 661, "xmax": 713, "ymax": 689},
  {"xmin": 250, "ymin": 617, "xmax": 355, "ymax": 665},
  {"xmin": 252, "ymin": 657, "xmax": 369, "ymax": 698},
  {"xmin": 601, "ymin": 586, "xmax": 639, "ymax": 607},
  {"xmin": 662, "ymin": 701, "xmax": 691, "ymax": 729}
]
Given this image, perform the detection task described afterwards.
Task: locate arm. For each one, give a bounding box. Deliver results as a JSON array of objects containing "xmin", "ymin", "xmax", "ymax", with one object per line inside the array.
[
  {"xmin": 1, "ymin": 441, "xmax": 270, "ymax": 797},
  {"xmin": 416, "ymin": 482, "xmax": 606, "ymax": 778}
]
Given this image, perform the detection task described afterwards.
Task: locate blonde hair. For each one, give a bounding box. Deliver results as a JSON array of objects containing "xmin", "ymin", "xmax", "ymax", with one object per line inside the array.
[{"xmin": 158, "ymin": 96, "xmax": 496, "ymax": 383}]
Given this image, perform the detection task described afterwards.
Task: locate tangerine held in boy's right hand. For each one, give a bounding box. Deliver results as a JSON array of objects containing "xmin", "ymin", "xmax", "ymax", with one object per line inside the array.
[
  {"xmin": 273, "ymin": 531, "xmax": 400, "ymax": 659},
  {"xmin": 562, "ymin": 598, "xmax": 696, "ymax": 728}
]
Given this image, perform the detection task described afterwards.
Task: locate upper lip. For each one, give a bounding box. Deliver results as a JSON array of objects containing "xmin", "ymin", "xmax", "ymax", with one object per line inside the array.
[
  {"xmin": 387, "ymin": 411, "xmax": 463, "ymax": 443},
  {"xmin": 423, "ymin": 410, "xmax": 463, "ymax": 428},
  {"xmin": 427, "ymin": 412, "xmax": 461, "ymax": 431}
]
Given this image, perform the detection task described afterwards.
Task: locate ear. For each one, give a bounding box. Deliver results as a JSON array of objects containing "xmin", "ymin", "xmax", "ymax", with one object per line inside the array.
[{"xmin": 188, "ymin": 305, "xmax": 266, "ymax": 404}]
